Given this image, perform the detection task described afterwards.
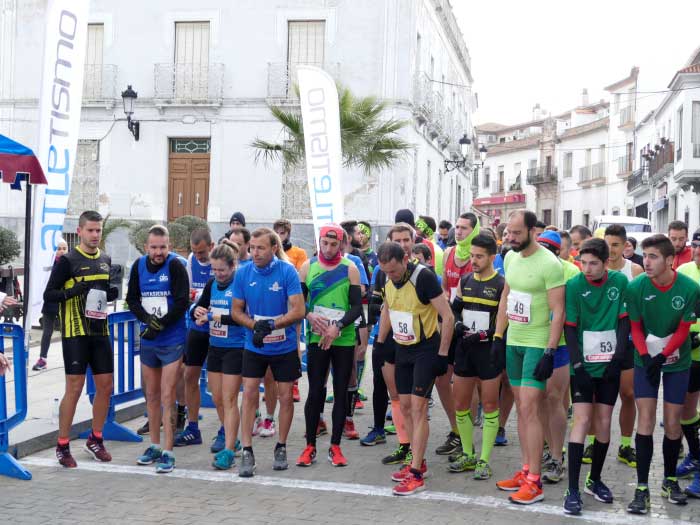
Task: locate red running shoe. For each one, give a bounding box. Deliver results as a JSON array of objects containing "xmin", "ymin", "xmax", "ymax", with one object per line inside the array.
[
  {"xmin": 56, "ymin": 443, "xmax": 77, "ymax": 468},
  {"xmin": 328, "ymin": 445, "xmax": 348, "ymax": 467}
]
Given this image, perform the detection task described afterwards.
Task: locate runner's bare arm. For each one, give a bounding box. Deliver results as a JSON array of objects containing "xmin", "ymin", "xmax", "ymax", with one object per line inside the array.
[
  {"xmin": 431, "ymin": 293, "xmax": 454, "ymax": 357},
  {"xmin": 494, "ymin": 281, "xmax": 509, "ymax": 337}
]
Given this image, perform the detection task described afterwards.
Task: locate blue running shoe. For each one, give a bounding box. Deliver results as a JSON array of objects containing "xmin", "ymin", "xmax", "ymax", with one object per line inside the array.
[
  {"xmin": 563, "ymin": 488, "xmax": 583, "ymax": 515},
  {"xmin": 174, "ymin": 426, "xmax": 202, "ymax": 447},
  {"xmin": 234, "ymin": 438, "xmax": 242, "ymax": 452},
  {"xmin": 210, "ymin": 428, "xmax": 225, "ymax": 454},
  {"xmin": 685, "ymin": 471, "xmax": 700, "ymax": 498},
  {"xmin": 584, "ymin": 475, "xmax": 613, "ymax": 503},
  {"xmin": 156, "ymin": 451, "xmax": 175, "ymax": 473},
  {"xmin": 137, "ymin": 445, "xmax": 162, "ymax": 465},
  {"xmin": 676, "ymin": 454, "xmax": 700, "ymax": 479},
  {"xmin": 213, "ymin": 449, "xmax": 235, "ymax": 470},
  {"xmin": 385, "ymin": 409, "xmax": 392, "ymax": 421},
  {"xmin": 360, "ymin": 427, "xmax": 387, "ymax": 446},
  {"xmin": 495, "ymin": 426, "xmax": 508, "ymax": 446}
]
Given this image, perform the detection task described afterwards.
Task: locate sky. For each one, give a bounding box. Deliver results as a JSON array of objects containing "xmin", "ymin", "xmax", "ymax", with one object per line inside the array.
[{"xmin": 452, "ymin": 0, "xmax": 700, "ymax": 126}]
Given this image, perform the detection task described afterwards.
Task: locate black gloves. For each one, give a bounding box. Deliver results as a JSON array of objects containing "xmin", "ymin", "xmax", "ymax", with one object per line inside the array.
[
  {"xmin": 140, "ymin": 314, "xmax": 164, "ymax": 340},
  {"xmin": 253, "ymin": 319, "xmax": 274, "ymax": 348},
  {"xmin": 455, "ymin": 321, "xmax": 489, "ymax": 345},
  {"xmin": 691, "ymin": 332, "xmax": 700, "ymax": 349},
  {"xmin": 602, "ymin": 355, "xmax": 624, "ymax": 381},
  {"xmin": 571, "ymin": 362, "xmax": 593, "ymax": 400},
  {"xmin": 368, "ymin": 303, "xmax": 381, "ymax": 326},
  {"xmin": 64, "ymin": 280, "xmax": 91, "ymax": 300},
  {"xmin": 643, "ymin": 353, "xmax": 666, "ymax": 388},
  {"xmin": 533, "ymin": 348, "xmax": 556, "ymax": 381},
  {"xmin": 490, "ymin": 336, "xmax": 506, "ymax": 370},
  {"xmin": 433, "ymin": 354, "xmax": 449, "ymax": 377}
]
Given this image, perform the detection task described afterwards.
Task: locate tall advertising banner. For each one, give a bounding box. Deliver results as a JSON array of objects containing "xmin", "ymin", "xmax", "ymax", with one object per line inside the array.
[
  {"xmin": 297, "ymin": 65, "xmax": 344, "ymax": 246},
  {"xmin": 28, "ymin": 0, "xmax": 89, "ymax": 325}
]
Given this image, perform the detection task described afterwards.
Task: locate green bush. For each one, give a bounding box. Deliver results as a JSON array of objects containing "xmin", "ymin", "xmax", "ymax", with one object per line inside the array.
[{"xmin": 0, "ymin": 226, "xmax": 21, "ymax": 266}]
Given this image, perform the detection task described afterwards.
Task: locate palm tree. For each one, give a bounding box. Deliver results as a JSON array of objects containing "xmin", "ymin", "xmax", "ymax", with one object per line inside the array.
[{"xmin": 251, "ymin": 85, "xmax": 412, "ymax": 174}]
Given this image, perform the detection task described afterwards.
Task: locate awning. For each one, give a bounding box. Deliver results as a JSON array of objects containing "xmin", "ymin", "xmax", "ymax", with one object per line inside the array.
[
  {"xmin": 472, "ymin": 193, "xmax": 526, "ymax": 206},
  {"xmin": 652, "ymin": 196, "xmax": 668, "ymax": 212}
]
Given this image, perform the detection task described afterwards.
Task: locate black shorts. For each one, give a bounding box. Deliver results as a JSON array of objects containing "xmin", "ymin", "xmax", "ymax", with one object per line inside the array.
[
  {"xmin": 687, "ymin": 361, "xmax": 700, "ymax": 394},
  {"xmin": 242, "ymin": 349, "xmax": 301, "ymax": 382},
  {"xmin": 447, "ymin": 336, "xmax": 458, "ymax": 365},
  {"xmin": 207, "ymin": 346, "xmax": 243, "ymax": 375},
  {"xmin": 454, "ymin": 341, "xmax": 502, "ymax": 380},
  {"xmin": 373, "ymin": 337, "xmax": 396, "ymax": 365},
  {"xmin": 571, "ymin": 374, "xmax": 620, "ymax": 406},
  {"xmin": 395, "ymin": 336, "xmax": 439, "ymax": 398},
  {"xmin": 62, "ymin": 335, "xmax": 113, "ymax": 376},
  {"xmin": 621, "ymin": 338, "xmax": 635, "ymax": 371},
  {"xmin": 184, "ymin": 329, "xmax": 210, "ymax": 367}
]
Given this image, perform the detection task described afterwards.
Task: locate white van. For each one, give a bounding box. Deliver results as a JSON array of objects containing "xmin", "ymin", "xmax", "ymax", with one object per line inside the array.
[{"xmin": 591, "ymin": 215, "xmax": 652, "ymax": 235}]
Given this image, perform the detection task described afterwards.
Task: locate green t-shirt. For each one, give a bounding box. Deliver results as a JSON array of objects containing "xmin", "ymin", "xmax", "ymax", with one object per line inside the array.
[
  {"xmin": 625, "ymin": 271, "xmax": 700, "ymax": 372},
  {"xmin": 565, "ymin": 270, "xmax": 628, "ymax": 377},
  {"xmin": 676, "ymin": 261, "xmax": 700, "ymax": 362},
  {"xmin": 558, "ymin": 259, "xmax": 581, "ymax": 346},
  {"xmin": 504, "ymin": 247, "xmax": 565, "ymax": 348},
  {"xmin": 305, "ymin": 258, "xmax": 356, "ymax": 347}
]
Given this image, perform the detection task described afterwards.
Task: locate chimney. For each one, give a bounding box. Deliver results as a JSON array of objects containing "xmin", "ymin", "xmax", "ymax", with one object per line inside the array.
[
  {"xmin": 532, "ymin": 103, "xmax": 542, "ymax": 121},
  {"xmin": 581, "ymin": 88, "xmax": 589, "ymax": 107}
]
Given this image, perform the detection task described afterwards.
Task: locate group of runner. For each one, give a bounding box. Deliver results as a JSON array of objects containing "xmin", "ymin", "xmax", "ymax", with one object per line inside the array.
[{"xmin": 36, "ymin": 206, "xmax": 700, "ymax": 515}]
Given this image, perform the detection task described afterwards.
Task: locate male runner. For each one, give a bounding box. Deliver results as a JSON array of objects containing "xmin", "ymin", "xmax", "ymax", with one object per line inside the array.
[
  {"xmin": 44, "ymin": 211, "xmax": 118, "ymax": 467},
  {"xmin": 673, "ymin": 228, "xmax": 700, "ymax": 497},
  {"xmin": 437, "ymin": 220, "xmax": 452, "ymax": 250},
  {"xmin": 128, "ymin": 225, "xmax": 189, "ymax": 473},
  {"xmin": 563, "ymin": 238, "xmax": 630, "ymax": 514},
  {"xmin": 669, "ymin": 220, "xmax": 692, "ymax": 270},
  {"xmin": 494, "ymin": 210, "xmax": 565, "ymax": 504},
  {"xmin": 448, "ymin": 234, "xmax": 504, "ymax": 480},
  {"xmin": 273, "ymin": 219, "xmax": 308, "ymax": 271},
  {"xmin": 358, "ymin": 221, "xmax": 378, "ymax": 276},
  {"xmin": 625, "ymin": 234, "xmax": 699, "ymax": 513},
  {"xmin": 231, "ymin": 228, "xmax": 305, "ymax": 477},
  {"xmin": 375, "ymin": 241, "xmax": 454, "ymax": 495},
  {"xmin": 176, "ymin": 228, "xmax": 215, "ymax": 448},
  {"xmin": 296, "ymin": 224, "xmax": 362, "ymax": 467}
]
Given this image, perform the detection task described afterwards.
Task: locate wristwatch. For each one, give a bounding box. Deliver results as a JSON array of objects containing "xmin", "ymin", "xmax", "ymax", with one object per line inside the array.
[{"xmin": 331, "ymin": 320, "xmax": 344, "ymax": 330}]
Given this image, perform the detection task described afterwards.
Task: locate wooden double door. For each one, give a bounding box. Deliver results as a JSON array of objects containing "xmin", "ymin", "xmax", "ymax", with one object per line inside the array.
[{"xmin": 168, "ymin": 152, "xmax": 210, "ymax": 220}]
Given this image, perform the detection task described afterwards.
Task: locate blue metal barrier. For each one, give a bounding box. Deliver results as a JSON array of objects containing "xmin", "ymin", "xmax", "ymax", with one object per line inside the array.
[
  {"xmin": 0, "ymin": 323, "xmax": 31, "ymax": 480},
  {"xmin": 199, "ymin": 363, "xmax": 215, "ymax": 408},
  {"xmin": 81, "ymin": 312, "xmax": 142, "ymax": 442}
]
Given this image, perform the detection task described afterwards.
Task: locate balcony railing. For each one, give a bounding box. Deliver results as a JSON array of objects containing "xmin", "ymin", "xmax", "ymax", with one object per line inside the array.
[
  {"xmin": 413, "ymin": 72, "xmax": 436, "ymax": 124},
  {"xmin": 527, "ymin": 166, "xmax": 557, "ymax": 185},
  {"xmin": 649, "ymin": 141, "xmax": 674, "ymax": 182},
  {"xmin": 617, "ymin": 155, "xmax": 633, "ymax": 177},
  {"xmin": 266, "ymin": 62, "xmax": 340, "ymax": 101},
  {"xmin": 154, "ymin": 62, "xmax": 224, "ymax": 104},
  {"xmin": 579, "ymin": 162, "xmax": 606, "ymax": 186},
  {"xmin": 627, "ymin": 168, "xmax": 647, "ymax": 193},
  {"xmin": 619, "ymin": 106, "xmax": 634, "ymax": 128},
  {"xmin": 82, "ymin": 64, "xmax": 118, "ymax": 103}
]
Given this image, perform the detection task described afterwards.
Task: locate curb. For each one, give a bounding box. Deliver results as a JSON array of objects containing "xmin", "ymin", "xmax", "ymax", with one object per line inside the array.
[{"xmin": 9, "ymin": 401, "xmax": 146, "ymax": 459}]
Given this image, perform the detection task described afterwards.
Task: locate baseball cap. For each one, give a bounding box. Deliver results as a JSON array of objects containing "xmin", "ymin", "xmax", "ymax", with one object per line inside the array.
[{"xmin": 319, "ymin": 223, "xmax": 344, "ymax": 240}]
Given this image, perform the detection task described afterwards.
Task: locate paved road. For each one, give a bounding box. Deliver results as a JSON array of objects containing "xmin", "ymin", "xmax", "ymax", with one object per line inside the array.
[{"xmin": 2, "ymin": 356, "xmax": 698, "ymax": 524}]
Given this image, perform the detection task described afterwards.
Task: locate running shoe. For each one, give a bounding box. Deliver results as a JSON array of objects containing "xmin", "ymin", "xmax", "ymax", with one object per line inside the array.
[
  {"xmin": 358, "ymin": 389, "xmax": 367, "ymax": 401},
  {"xmin": 384, "ymin": 424, "xmax": 397, "ymax": 435},
  {"xmin": 382, "ymin": 444, "xmax": 409, "ymax": 465},
  {"xmin": 174, "ymin": 426, "xmax": 202, "ymax": 447},
  {"xmin": 56, "ymin": 443, "xmax": 77, "ymax": 468},
  {"xmin": 393, "ymin": 472, "xmax": 425, "ymax": 496},
  {"xmin": 448, "ymin": 444, "xmax": 475, "ymax": 463},
  {"xmin": 496, "ymin": 470, "xmax": 527, "ymax": 491},
  {"xmin": 447, "ymin": 453, "xmax": 477, "ymax": 473},
  {"xmin": 32, "ymin": 358, "xmax": 47, "ymax": 371},
  {"xmin": 581, "ymin": 443, "xmax": 593, "ymax": 464},
  {"xmin": 292, "ymin": 381, "xmax": 301, "ymax": 402},
  {"xmin": 328, "ymin": 445, "xmax": 348, "ymax": 467},
  {"xmin": 84, "ymin": 433, "xmax": 112, "ymax": 462},
  {"xmin": 392, "ymin": 459, "xmax": 427, "ymax": 482},
  {"xmin": 509, "ymin": 479, "xmax": 544, "ymax": 505},
  {"xmin": 661, "ymin": 478, "xmax": 688, "ymax": 505},
  {"xmin": 137, "ymin": 445, "xmax": 162, "ymax": 465},
  {"xmin": 676, "ymin": 453, "xmax": 700, "ymax": 478},
  {"xmin": 584, "ymin": 475, "xmax": 613, "ymax": 503},
  {"xmin": 563, "ymin": 488, "xmax": 583, "ymax": 515},
  {"xmin": 435, "ymin": 431, "xmax": 461, "ymax": 456},
  {"xmin": 239, "ymin": 449, "xmax": 256, "ymax": 477},
  {"xmin": 343, "ymin": 419, "xmax": 360, "ymax": 440},
  {"xmin": 212, "ymin": 449, "xmax": 235, "ymax": 470},
  {"xmin": 542, "ymin": 458, "xmax": 564, "ymax": 484},
  {"xmin": 473, "ymin": 405, "xmax": 483, "ymax": 428},
  {"xmin": 495, "ymin": 426, "xmax": 508, "ymax": 446},
  {"xmin": 685, "ymin": 471, "xmax": 700, "ymax": 498},
  {"xmin": 355, "ymin": 399, "xmax": 364, "ymax": 410},
  {"xmin": 210, "ymin": 428, "xmax": 226, "ymax": 453},
  {"xmin": 175, "ymin": 409, "xmax": 187, "ymax": 433},
  {"xmin": 317, "ymin": 419, "xmax": 328, "ymax": 436},
  {"xmin": 386, "ymin": 408, "xmax": 393, "ymax": 421},
  {"xmin": 627, "ymin": 487, "xmax": 650, "ymax": 514},
  {"xmin": 273, "ymin": 445, "xmax": 288, "ymax": 471},
  {"xmin": 617, "ymin": 445, "xmax": 637, "ymax": 468},
  {"xmin": 234, "ymin": 439, "xmax": 242, "ymax": 452},
  {"xmin": 296, "ymin": 444, "xmax": 317, "ymax": 466},
  {"xmin": 473, "ymin": 460, "xmax": 492, "ymax": 480},
  {"xmin": 360, "ymin": 427, "xmax": 387, "ymax": 446},
  {"xmin": 252, "ymin": 413, "xmax": 263, "ymax": 436},
  {"xmin": 259, "ymin": 418, "xmax": 276, "ymax": 438},
  {"xmin": 326, "ymin": 393, "xmax": 334, "ymax": 403},
  {"xmin": 136, "ymin": 420, "xmax": 150, "ymax": 436},
  {"xmin": 155, "ymin": 451, "xmax": 175, "ymax": 474}
]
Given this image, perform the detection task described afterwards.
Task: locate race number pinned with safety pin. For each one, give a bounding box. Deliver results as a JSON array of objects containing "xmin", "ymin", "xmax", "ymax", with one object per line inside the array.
[
  {"xmin": 507, "ymin": 290, "xmax": 532, "ymax": 324},
  {"xmin": 85, "ymin": 289, "xmax": 108, "ymax": 320},
  {"xmin": 389, "ymin": 310, "xmax": 416, "ymax": 343}
]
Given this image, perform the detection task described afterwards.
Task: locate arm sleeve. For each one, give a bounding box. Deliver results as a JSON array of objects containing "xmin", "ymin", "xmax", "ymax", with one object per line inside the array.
[
  {"xmin": 125, "ymin": 262, "xmax": 149, "ymax": 323},
  {"xmin": 338, "ymin": 284, "xmax": 363, "ymax": 328},
  {"xmin": 662, "ymin": 320, "xmax": 693, "ymax": 357},
  {"xmin": 416, "ymin": 268, "xmax": 444, "ymax": 304},
  {"xmin": 159, "ymin": 259, "xmax": 190, "ymax": 328},
  {"xmin": 615, "ymin": 316, "xmax": 630, "ymax": 360},
  {"xmin": 630, "ymin": 320, "xmax": 649, "ymax": 356},
  {"xmin": 42, "ymin": 257, "xmax": 72, "ymax": 303},
  {"xmin": 565, "ymin": 324, "xmax": 583, "ymax": 366}
]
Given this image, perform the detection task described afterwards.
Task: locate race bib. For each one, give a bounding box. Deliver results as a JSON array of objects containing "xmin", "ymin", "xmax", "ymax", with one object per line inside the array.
[
  {"xmin": 507, "ymin": 290, "xmax": 532, "ymax": 324},
  {"xmin": 209, "ymin": 307, "xmax": 229, "ymax": 338},
  {"xmin": 461, "ymin": 309, "xmax": 490, "ymax": 333},
  {"xmin": 254, "ymin": 315, "xmax": 286, "ymax": 343},
  {"xmin": 582, "ymin": 330, "xmax": 616, "ymax": 363},
  {"xmin": 389, "ymin": 309, "xmax": 416, "ymax": 343},
  {"xmin": 646, "ymin": 333, "xmax": 678, "ymax": 365},
  {"xmin": 85, "ymin": 289, "xmax": 108, "ymax": 320},
  {"xmin": 142, "ymin": 296, "xmax": 168, "ymax": 318},
  {"xmin": 313, "ymin": 306, "xmax": 345, "ymax": 334}
]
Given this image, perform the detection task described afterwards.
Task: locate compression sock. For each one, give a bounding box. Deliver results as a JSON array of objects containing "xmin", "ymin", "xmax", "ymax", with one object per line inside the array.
[
  {"xmin": 480, "ymin": 410, "xmax": 499, "ymax": 462},
  {"xmin": 589, "ymin": 439, "xmax": 610, "ymax": 482},
  {"xmin": 455, "ymin": 409, "xmax": 473, "ymax": 456}
]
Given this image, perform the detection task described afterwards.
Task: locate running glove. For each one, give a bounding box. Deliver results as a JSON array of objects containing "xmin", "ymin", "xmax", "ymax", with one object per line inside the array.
[
  {"xmin": 643, "ymin": 353, "xmax": 665, "ymax": 388},
  {"xmin": 533, "ymin": 348, "xmax": 556, "ymax": 381},
  {"xmin": 252, "ymin": 319, "xmax": 274, "ymax": 348},
  {"xmin": 64, "ymin": 280, "xmax": 91, "ymax": 300},
  {"xmin": 490, "ymin": 336, "xmax": 506, "ymax": 370},
  {"xmin": 691, "ymin": 332, "xmax": 700, "ymax": 349}
]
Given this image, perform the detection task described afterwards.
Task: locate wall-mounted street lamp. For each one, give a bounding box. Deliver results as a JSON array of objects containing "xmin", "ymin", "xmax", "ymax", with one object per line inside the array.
[
  {"xmin": 121, "ymin": 85, "xmax": 140, "ymax": 141},
  {"xmin": 444, "ymin": 134, "xmax": 476, "ymax": 172}
]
